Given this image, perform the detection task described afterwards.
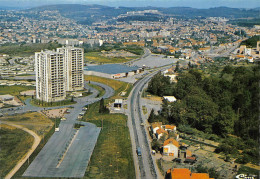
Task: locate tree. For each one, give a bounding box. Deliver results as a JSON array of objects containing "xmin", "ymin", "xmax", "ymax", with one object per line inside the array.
[
  {"xmin": 174, "ymin": 61, "xmax": 180, "ymax": 72},
  {"xmin": 99, "ymin": 98, "xmax": 109, "ymax": 114},
  {"xmin": 148, "ymin": 109, "xmax": 155, "ymax": 123},
  {"xmin": 71, "ymin": 96, "xmax": 74, "ymax": 102}
]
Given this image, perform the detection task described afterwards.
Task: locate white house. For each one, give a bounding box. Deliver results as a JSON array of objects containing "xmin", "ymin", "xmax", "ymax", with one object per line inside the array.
[
  {"xmin": 151, "ymin": 122, "xmax": 162, "ymax": 134},
  {"xmin": 163, "ymin": 138, "xmax": 180, "ymax": 157}
]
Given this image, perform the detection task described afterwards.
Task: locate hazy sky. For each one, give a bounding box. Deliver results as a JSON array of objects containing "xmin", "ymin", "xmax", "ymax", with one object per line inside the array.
[{"xmin": 0, "ymin": 0, "xmax": 259, "ymax": 8}]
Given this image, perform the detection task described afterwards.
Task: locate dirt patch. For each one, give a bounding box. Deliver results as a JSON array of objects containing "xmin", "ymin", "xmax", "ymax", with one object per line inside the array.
[{"xmin": 41, "ymin": 108, "xmax": 69, "ymax": 119}]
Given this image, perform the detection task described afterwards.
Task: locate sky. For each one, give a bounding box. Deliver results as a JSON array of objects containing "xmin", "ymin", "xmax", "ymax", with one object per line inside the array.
[{"xmin": 0, "ymin": 0, "xmax": 259, "ymax": 9}]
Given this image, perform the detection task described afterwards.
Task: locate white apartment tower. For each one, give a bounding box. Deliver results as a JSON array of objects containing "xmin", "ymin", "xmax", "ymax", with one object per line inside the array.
[
  {"xmin": 57, "ymin": 47, "xmax": 84, "ymax": 91},
  {"xmin": 35, "ymin": 50, "xmax": 66, "ymax": 102},
  {"xmin": 35, "ymin": 47, "xmax": 84, "ymax": 102}
]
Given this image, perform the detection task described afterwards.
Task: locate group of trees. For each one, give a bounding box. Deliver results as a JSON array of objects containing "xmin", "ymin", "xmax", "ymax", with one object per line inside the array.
[
  {"xmin": 99, "ymin": 98, "xmax": 109, "ymax": 114},
  {"xmin": 147, "ymin": 64, "xmax": 259, "ymax": 163}
]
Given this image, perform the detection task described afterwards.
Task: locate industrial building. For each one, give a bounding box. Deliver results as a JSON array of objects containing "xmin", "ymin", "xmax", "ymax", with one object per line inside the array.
[{"xmin": 84, "ymin": 64, "xmax": 141, "ymax": 79}]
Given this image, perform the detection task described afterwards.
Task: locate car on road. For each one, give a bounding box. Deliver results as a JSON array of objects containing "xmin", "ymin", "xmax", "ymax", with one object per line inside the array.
[{"xmin": 136, "ymin": 147, "xmax": 142, "ymax": 156}]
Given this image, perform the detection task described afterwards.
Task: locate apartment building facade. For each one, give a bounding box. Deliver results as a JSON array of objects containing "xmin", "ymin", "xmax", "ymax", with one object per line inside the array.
[
  {"xmin": 35, "ymin": 47, "xmax": 84, "ymax": 102},
  {"xmin": 57, "ymin": 47, "xmax": 84, "ymax": 91},
  {"xmin": 35, "ymin": 50, "xmax": 66, "ymax": 102}
]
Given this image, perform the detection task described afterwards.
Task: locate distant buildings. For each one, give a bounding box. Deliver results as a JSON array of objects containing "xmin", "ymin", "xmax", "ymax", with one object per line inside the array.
[{"xmin": 35, "ymin": 47, "xmax": 84, "ymax": 102}]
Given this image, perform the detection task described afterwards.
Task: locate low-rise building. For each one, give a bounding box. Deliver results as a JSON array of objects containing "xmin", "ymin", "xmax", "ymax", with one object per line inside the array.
[{"xmin": 163, "ymin": 138, "xmax": 180, "ymax": 157}]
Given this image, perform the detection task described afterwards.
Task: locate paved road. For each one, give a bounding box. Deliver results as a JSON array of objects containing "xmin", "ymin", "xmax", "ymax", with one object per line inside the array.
[
  {"xmin": 127, "ymin": 67, "xmax": 170, "ymax": 179},
  {"xmin": 1, "ymin": 121, "xmax": 41, "ymax": 179},
  {"xmin": 0, "ymin": 82, "xmax": 114, "ymax": 178}
]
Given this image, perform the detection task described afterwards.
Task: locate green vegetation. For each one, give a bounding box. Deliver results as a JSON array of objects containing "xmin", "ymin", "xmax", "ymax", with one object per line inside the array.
[
  {"xmin": 85, "ymin": 52, "xmax": 135, "ymax": 64},
  {"xmin": 147, "ymin": 63, "xmax": 260, "ymax": 164},
  {"xmin": 142, "ymin": 106, "xmax": 148, "ymax": 115},
  {"xmin": 195, "ymin": 164, "xmax": 220, "ymax": 179},
  {"xmin": 82, "ymin": 74, "xmax": 135, "ymax": 178},
  {"xmin": 0, "ymin": 85, "xmax": 35, "ymax": 96},
  {"xmin": 241, "ymin": 35, "xmax": 260, "ymax": 48},
  {"xmin": 230, "ymin": 18, "xmax": 260, "ymax": 27},
  {"xmin": 99, "ymin": 98, "xmax": 109, "ymax": 114},
  {"xmin": 31, "ymin": 98, "xmax": 76, "ymax": 107},
  {"xmin": 88, "ymin": 83, "xmax": 105, "ymax": 97},
  {"xmin": 237, "ymin": 165, "xmax": 259, "ymax": 176},
  {"xmin": 0, "ymin": 125, "xmax": 34, "ymax": 178},
  {"xmin": 13, "ymin": 117, "xmax": 57, "ymax": 178},
  {"xmin": 74, "ymin": 123, "xmax": 85, "ymax": 129},
  {"xmin": 1, "ymin": 112, "xmax": 53, "ymax": 137},
  {"xmin": 82, "ymin": 102, "xmax": 135, "ymax": 179},
  {"xmin": 84, "ymin": 43, "xmax": 143, "ymax": 63},
  {"xmin": 0, "ymin": 42, "xmax": 62, "ymax": 56},
  {"xmin": 85, "ymin": 75, "xmax": 133, "ymax": 98}
]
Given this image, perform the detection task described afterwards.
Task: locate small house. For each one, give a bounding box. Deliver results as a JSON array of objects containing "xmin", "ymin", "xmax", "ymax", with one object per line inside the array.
[
  {"xmin": 155, "ymin": 128, "xmax": 167, "ymax": 139},
  {"xmin": 163, "ymin": 138, "xmax": 180, "ymax": 157}
]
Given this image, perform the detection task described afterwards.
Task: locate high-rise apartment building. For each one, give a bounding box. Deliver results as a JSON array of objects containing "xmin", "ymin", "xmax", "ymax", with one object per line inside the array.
[
  {"xmin": 35, "ymin": 47, "xmax": 84, "ymax": 102},
  {"xmin": 57, "ymin": 47, "xmax": 84, "ymax": 91},
  {"xmin": 35, "ymin": 50, "xmax": 66, "ymax": 102}
]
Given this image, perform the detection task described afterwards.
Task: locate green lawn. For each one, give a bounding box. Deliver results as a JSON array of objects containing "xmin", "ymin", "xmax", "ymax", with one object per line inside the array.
[
  {"xmin": 0, "ymin": 85, "xmax": 35, "ymax": 96},
  {"xmin": 85, "ymin": 75, "xmax": 133, "ymax": 99},
  {"xmin": 85, "ymin": 52, "xmax": 136, "ymax": 64},
  {"xmin": 237, "ymin": 165, "xmax": 259, "ymax": 176},
  {"xmin": 0, "ymin": 125, "xmax": 34, "ymax": 178},
  {"xmin": 89, "ymin": 83, "xmax": 106, "ymax": 98},
  {"xmin": 82, "ymin": 102, "xmax": 135, "ymax": 179}
]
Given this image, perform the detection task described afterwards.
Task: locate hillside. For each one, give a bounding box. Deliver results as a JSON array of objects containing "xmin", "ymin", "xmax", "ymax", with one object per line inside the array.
[{"xmin": 26, "ymin": 4, "xmax": 260, "ymax": 25}]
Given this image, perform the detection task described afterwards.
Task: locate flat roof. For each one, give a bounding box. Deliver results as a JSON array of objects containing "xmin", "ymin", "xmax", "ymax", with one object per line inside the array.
[{"xmin": 85, "ymin": 64, "xmax": 139, "ymax": 75}]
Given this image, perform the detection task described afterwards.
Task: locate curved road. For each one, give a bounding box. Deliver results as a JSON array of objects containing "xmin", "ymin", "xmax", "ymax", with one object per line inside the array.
[{"xmin": 1, "ymin": 122, "xmax": 41, "ymax": 179}]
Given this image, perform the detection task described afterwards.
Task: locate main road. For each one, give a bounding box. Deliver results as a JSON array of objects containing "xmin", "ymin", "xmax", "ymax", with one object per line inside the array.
[{"xmin": 127, "ymin": 66, "xmax": 170, "ymax": 179}]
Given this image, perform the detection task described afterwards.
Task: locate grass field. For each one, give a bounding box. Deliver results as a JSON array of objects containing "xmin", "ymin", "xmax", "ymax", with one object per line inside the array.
[
  {"xmin": 0, "ymin": 124, "xmax": 34, "ymax": 178},
  {"xmin": 88, "ymin": 83, "xmax": 106, "ymax": 98},
  {"xmin": 13, "ymin": 116, "xmax": 59, "ymax": 178},
  {"xmin": 82, "ymin": 102, "xmax": 135, "ymax": 179},
  {"xmin": 0, "ymin": 85, "xmax": 35, "ymax": 96},
  {"xmin": 0, "ymin": 112, "xmax": 53, "ymax": 137},
  {"xmin": 238, "ymin": 165, "xmax": 259, "ymax": 176},
  {"xmin": 85, "ymin": 75, "xmax": 133, "ymax": 99},
  {"xmin": 85, "ymin": 52, "xmax": 137, "ymax": 64}
]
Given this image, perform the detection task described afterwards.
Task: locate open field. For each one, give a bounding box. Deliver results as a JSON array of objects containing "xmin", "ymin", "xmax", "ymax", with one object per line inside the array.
[
  {"xmin": 82, "ymin": 102, "xmax": 135, "ymax": 179},
  {"xmin": 13, "ymin": 118, "xmax": 59, "ymax": 178},
  {"xmin": 0, "ymin": 112, "xmax": 53, "ymax": 137},
  {"xmin": 0, "ymin": 85, "xmax": 35, "ymax": 96},
  {"xmin": 0, "ymin": 124, "xmax": 34, "ymax": 178},
  {"xmin": 85, "ymin": 75, "xmax": 133, "ymax": 98},
  {"xmin": 85, "ymin": 52, "xmax": 137, "ymax": 64}
]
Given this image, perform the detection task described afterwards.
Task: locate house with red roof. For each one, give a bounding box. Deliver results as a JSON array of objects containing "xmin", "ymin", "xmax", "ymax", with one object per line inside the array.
[{"xmin": 163, "ymin": 138, "xmax": 180, "ymax": 157}]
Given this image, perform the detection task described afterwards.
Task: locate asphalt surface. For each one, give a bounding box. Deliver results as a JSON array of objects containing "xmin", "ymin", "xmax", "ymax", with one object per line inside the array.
[
  {"xmin": 127, "ymin": 67, "xmax": 170, "ymax": 179},
  {"xmin": 5, "ymin": 82, "xmax": 115, "ymax": 178}
]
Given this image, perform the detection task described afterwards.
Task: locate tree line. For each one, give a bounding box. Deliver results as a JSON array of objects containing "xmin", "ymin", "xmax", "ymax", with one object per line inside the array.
[{"xmin": 147, "ymin": 64, "xmax": 259, "ymax": 163}]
